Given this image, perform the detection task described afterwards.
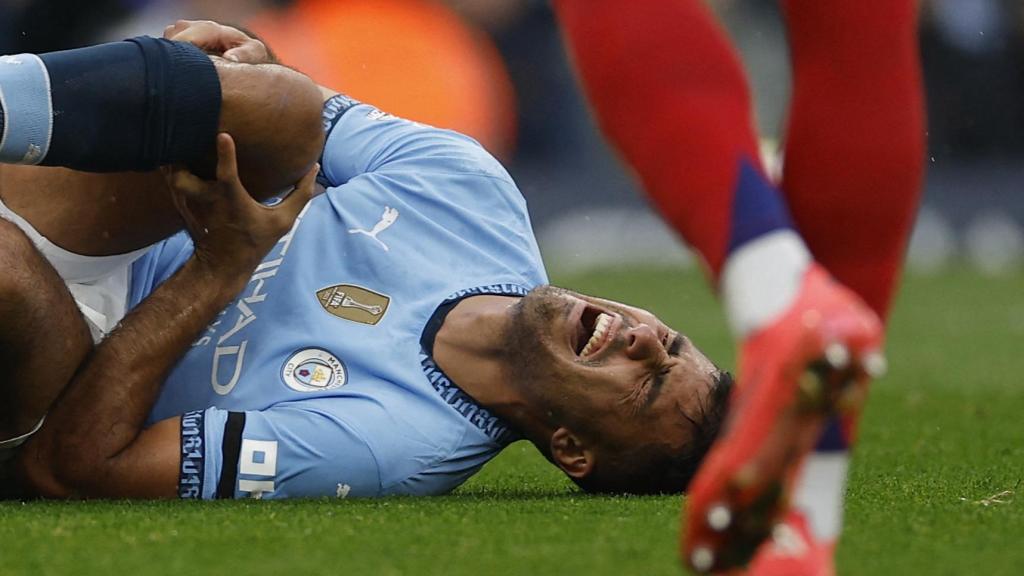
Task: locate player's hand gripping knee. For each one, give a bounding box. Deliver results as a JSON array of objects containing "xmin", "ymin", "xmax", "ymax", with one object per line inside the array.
[
  {"xmin": 164, "ymin": 20, "xmax": 274, "ymax": 64},
  {"xmin": 163, "ymin": 133, "xmax": 318, "ymax": 276}
]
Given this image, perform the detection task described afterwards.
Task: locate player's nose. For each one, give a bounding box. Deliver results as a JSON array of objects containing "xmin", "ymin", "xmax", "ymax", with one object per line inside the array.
[{"xmin": 625, "ymin": 324, "xmax": 661, "ymax": 362}]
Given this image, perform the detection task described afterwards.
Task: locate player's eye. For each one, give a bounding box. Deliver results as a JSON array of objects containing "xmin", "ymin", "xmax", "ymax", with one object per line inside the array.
[{"xmin": 627, "ymin": 365, "xmax": 672, "ymax": 414}]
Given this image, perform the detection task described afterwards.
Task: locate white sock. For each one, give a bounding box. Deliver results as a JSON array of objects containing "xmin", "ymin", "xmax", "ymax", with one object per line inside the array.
[
  {"xmin": 792, "ymin": 451, "xmax": 849, "ymax": 542},
  {"xmin": 721, "ymin": 229, "xmax": 812, "ymax": 338}
]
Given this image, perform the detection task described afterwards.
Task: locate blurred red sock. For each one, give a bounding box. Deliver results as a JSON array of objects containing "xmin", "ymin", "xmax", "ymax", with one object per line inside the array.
[
  {"xmin": 553, "ymin": 0, "xmax": 766, "ymax": 280},
  {"xmin": 780, "ymin": 0, "xmax": 925, "ymax": 321},
  {"xmin": 555, "ymin": 0, "xmax": 817, "ymax": 340},
  {"xmin": 776, "ymin": 1, "xmax": 925, "ymax": 551}
]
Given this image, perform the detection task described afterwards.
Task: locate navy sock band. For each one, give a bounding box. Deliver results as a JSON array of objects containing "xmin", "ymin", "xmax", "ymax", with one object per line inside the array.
[
  {"xmin": 128, "ymin": 36, "xmax": 222, "ymax": 172},
  {"xmin": 0, "ymin": 37, "xmax": 221, "ymax": 172},
  {"xmin": 726, "ymin": 157, "xmax": 795, "ymax": 253}
]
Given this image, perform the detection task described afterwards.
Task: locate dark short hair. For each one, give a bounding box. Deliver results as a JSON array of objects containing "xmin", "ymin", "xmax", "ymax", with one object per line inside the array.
[{"xmin": 572, "ymin": 369, "xmax": 734, "ymax": 495}]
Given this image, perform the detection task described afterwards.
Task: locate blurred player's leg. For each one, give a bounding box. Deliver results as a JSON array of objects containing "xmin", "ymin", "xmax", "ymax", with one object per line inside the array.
[
  {"xmin": 552, "ymin": 0, "xmax": 767, "ymax": 280},
  {"xmin": 553, "ymin": 1, "xmax": 885, "ymax": 573},
  {"xmin": 780, "ymin": 0, "xmax": 924, "ymax": 321},
  {"xmin": 748, "ymin": 3, "xmax": 925, "ymax": 574},
  {"xmin": 0, "ymin": 218, "xmax": 91, "ymax": 445}
]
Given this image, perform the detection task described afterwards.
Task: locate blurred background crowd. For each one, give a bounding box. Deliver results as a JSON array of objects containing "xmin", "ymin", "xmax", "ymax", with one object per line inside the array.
[{"xmin": 2, "ymin": 0, "xmax": 1023, "ymax": 275}]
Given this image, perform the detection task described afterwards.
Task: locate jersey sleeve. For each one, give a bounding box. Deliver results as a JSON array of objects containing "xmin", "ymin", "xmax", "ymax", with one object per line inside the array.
[
  {"xmin": 177, "ymin": 401, "xmax": 381, "ymax": 500},
  {"xmin": 128, "ymin": 231, "xmax": 194, "ymax": 309},
  {"xmin": 133, "ymin": 93, "xmax": 529, "ymax": 310},
  {"xmin": 317, "ymin": 93, "xmax": 513, "ymax": 187},
  {"xmin": 315, "ymin": 94, "xmax": 548, "ymax": 293}
]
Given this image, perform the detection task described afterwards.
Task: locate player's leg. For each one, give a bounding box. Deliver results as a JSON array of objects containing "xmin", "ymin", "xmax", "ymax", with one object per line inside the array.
[
  {"xmin": 0, "ymin": 38, "xmax": 323, "ymax": 256},
  {"xmin": 780, "ymin": 0, "xmax": 924, "ymax": 321},
  {"xmin": 0, "ymin": 217, "xmax": 92, "ymax": 444},
  {"xmin": 0, "ymin": 39, "xmax": 219, "ymax": 174},
  {"xmin": 0, "ymin": 167, "xmax": 180, "ymax": 257},
  {"xmin": 554, "ymin": 2, "xmax": 884, "ymax": 572},
  {"xmin": 553, "ymin": 0, "xmax": 765, "ymax": 280},
  {"xmin": 747, "ymin": 3, "xmax": 925, "ymax": 573},
  {"xmin": 0, "ymin": 37, "xmax": 203, "ymax": 257}
]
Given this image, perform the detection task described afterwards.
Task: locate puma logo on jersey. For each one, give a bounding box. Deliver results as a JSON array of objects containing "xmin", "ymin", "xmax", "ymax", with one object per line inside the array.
[
  {"xmin": 348, "ymin": 206, "xmax": 398, "ymax": 251},
  {"xmin": 316, "ymin": 284, "xmax": 391, "ymax": 325}
]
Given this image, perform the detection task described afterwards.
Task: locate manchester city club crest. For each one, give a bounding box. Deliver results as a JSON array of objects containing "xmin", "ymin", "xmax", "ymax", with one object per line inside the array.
[{"xmin": 282, "ymin": 348, "xmax": 347, "ymax": 392}]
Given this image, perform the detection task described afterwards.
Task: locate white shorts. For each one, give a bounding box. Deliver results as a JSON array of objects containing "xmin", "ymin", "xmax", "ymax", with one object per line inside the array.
[
  {"xmin": 0, "ymin": 197, "xmax": 152, "ymax": 342},
  {"xmin": 0, "ymin": 199, "xmax": 154, "ymax": 497}
]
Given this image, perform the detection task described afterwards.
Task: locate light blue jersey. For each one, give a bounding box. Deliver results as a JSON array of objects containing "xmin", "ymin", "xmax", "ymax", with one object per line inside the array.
[{"xmin": 129, "ymin": 95, "xmax": 548, "ymax": 500}]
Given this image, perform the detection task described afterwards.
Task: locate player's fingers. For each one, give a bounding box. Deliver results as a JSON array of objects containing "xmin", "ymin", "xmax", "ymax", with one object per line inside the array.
[
  {"xmin": 167, "ymin": 20, "xmax": 238, "ymax": 54},
  {"xmin": 165, "ymin": 20, "xmax": 210, "ymax": 40},
  {"xmin": 222, "ymin": 39, "xmax": 270, "ymax": 64},
  {"xmin": 272, "ymin": 163, "xmax": 319, "ymax": 223},
  {"xmin": 162, "ymin": 166, "xmax": 206, "ymax": 234},
  {"xmin": 163, "ymin": 20, "xmax": 192, "ymax": 39},
  {"xmin": 296, "ymin": 162, "xmax": 320, "ymax": 195},
  {"xmin": 214, "ymin": 133, "xmax": 242, "ymax": 188},
  {"xmin": 169, "ymin": 30, "xmax": 222, "ymax": 53},
  {"xmin": 162, "ymin": 164, "xmax": 210, "ymax": 201},
  {"xmin": 172, "ymin": 196, "xmax": 205, "ymax": 237},
  {"xmin": 162, "ymin": 165, "xmax": 186, "ymax": 206},
  {"xmin": 201, "ymin": 22, "xmax": 252, "ymax": 43}
]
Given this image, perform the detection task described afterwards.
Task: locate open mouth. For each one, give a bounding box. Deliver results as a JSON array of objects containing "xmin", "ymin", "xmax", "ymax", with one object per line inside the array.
[{"xmin": 570, "ymin": 304, "xmax": 620, "ymax": 358}]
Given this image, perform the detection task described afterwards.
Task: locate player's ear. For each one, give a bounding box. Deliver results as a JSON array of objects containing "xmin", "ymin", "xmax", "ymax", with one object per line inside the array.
[{"xmin": 550, "ymin": 427, "xmax": 594, "ymax": 479}]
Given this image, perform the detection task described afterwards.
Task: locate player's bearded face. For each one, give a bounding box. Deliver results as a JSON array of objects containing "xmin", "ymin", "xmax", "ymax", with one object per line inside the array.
[{"xmin": 506, "ymin": 286, "xmax": 719, "ymax": 455}]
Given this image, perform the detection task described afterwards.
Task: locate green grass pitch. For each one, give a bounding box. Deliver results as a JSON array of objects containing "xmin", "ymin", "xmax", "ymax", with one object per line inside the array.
[{"xmin": 1, "ymin": 267, "xmax": 1021, "ymax": 575}]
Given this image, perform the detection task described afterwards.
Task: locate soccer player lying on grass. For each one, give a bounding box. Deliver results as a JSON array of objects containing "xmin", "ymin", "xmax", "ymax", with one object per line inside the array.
[
  {"xmin": 0, "ymin": 23, "xmax": 732, "ymax": 500},
  {"xmin": 555, "ymin": 0, "xmax": 924, "ymax": 573}
]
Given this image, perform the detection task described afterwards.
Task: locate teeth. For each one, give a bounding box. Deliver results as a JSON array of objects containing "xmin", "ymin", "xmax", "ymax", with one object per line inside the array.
[{"xmin": 580, "ymin": 313, "xmax": 613, "ymax": 357}]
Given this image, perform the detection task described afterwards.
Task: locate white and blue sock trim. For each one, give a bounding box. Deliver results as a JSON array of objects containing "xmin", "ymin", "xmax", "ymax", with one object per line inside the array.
[
  {"xmin": 0, "ymin": 53, "xmax": 53, "ymax": 165},
  {"xmin": 721, "ymin": 157, "xmax": 811, "ymax": 337}
]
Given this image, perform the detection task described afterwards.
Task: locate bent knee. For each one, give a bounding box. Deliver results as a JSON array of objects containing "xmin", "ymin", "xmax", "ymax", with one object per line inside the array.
[
  {"xmin": 0, "ymin": 218, "xmax": 41, "ymax": 276},
  {"xmin": 216, "ymin": 61, "xmax": 325, "ymax": 200},
  {"xmin": 0, "ymin": 218, "xmax": 65, "ymax": 311}
]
